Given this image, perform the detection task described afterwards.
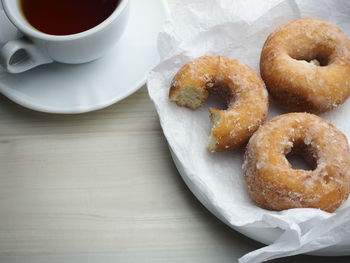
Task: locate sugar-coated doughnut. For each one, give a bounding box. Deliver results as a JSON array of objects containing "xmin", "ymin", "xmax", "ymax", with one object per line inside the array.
[
  {"xmin": 169, "ymin": 56, "xmax": 268, "ymax": 152},
  {"xmin": 243, "ymin": 113, "xmax": 350, "ymax": 212},
  {"xmin": 260, "ymin": 18, "xmax": 350, "ymax": 113}
]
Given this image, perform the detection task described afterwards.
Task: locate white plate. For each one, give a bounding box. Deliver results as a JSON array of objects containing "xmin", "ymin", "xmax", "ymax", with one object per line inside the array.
[
  {"xmin": 170, "ymin": 148, "xmax": 350, "ymax": 257},
  {"xmin": 0, "ymin": 0, "xmax": 169, "ymax": 114}
]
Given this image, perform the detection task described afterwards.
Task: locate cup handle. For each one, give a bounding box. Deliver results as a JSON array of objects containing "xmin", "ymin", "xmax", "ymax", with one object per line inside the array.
[{"xmin": 0, "ymin": 38, "xmax": 53, "ymax": 74}]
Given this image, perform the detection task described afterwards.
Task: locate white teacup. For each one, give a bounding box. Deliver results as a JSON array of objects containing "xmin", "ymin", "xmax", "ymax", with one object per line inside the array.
[{"xmin": 0, "ymin": 0, "xmax": 129, "ymax": 73}]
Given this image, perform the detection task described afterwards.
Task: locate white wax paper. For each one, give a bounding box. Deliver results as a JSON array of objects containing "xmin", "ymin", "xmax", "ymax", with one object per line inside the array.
[{"xmin": 147, "ymin": 0, "xmax": 350, "ymax": 262}]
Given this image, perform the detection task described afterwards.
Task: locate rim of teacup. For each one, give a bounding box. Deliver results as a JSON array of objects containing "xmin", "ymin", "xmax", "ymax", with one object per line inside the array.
[{"xmin": 1, "ymin": 0, "xmax": 129, "ymax": 42}]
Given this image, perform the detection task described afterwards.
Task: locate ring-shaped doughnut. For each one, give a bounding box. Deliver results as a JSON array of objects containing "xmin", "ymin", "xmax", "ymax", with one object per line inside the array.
[
  {"xmin": 243, "ymin": 112, "xmax": 350, "ymax": 212},
  {"xmin": 169, "ymin": 56, "xmax": 268, "ymax": 152},
  {"xmin": 260, "ymin": 18, "xmax": 350, "ymax": 113}
]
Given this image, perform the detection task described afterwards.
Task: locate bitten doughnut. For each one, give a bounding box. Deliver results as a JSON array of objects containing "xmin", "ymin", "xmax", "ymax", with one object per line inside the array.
[
  {"xmin": 243, "ymin": 113, "xmax": 350, "ymax": 212},
  {"xmin": 260, "ymin": 18, "xmax": 350, "ymax": 113},
  {"xmin": 169, "ymin": 56, "xmax": 268, "ymax": 152}
]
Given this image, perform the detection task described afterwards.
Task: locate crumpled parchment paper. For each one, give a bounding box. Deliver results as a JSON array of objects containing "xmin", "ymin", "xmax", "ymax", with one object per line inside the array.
[{"xmin": 147, "ymin": 0, "xmax": 350, "ymax": 262}]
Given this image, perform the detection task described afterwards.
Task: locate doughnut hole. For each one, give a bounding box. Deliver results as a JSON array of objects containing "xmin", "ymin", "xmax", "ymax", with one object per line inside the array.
[
  {"xmin": 201, "ymin": 80, "xmax": 231, "ymax": 111},
  {"xmin": 285, "ymin": 139, "xmax": 317, "ymax": 171},
  {"xmin": 209, "ymin": 80, "xmax": 235, "ymax": 107},
  {"xmin": 284, "ymin": 138, "xmax": 333, "ymax": 184},
  {"xmin": 289, "ymin": 44, "xmax": 335, "ymax": 67}
]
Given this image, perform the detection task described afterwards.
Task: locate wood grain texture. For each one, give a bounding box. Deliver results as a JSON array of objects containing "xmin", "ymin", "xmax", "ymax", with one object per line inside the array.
[{"xmin": 0, "ymin": 88, "xmax": 262, "ymax": 262}]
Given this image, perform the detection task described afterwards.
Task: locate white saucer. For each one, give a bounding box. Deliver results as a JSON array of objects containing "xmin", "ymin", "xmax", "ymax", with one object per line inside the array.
[{"xmin": 0, "ymin": 0, "xmax": 169, "ymax": 114}]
